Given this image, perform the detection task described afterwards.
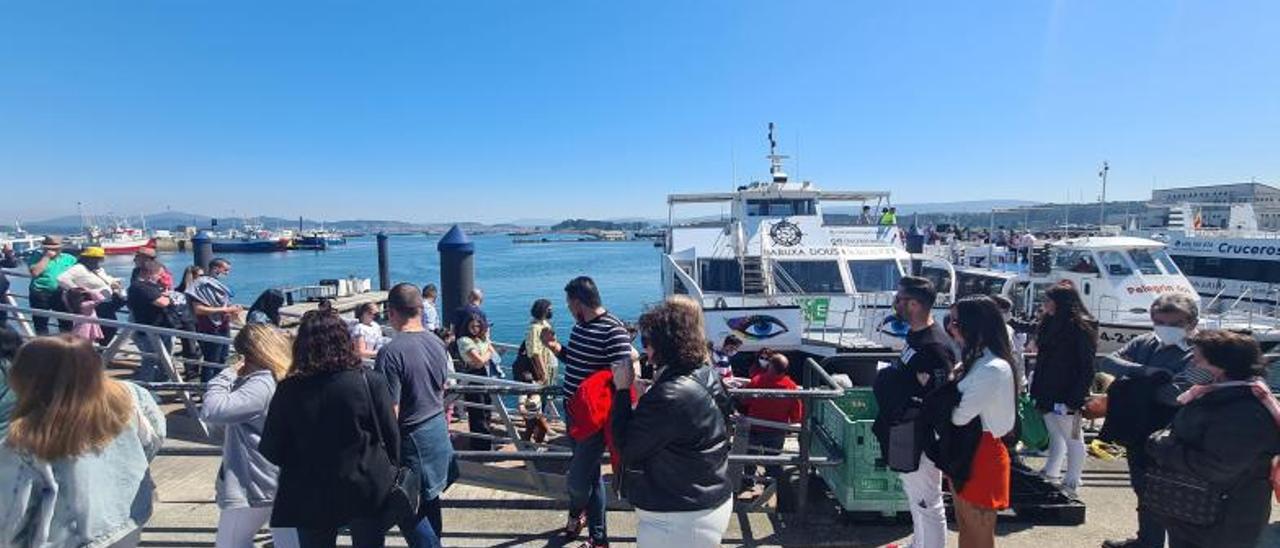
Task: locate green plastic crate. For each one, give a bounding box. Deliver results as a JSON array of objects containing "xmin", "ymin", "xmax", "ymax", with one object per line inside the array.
[
  {"xmin": 811, "ymin": 395, "xmax": 907, "ymax": 516},
  {"xmin": 833, "ymin": 388, "xmax": 878, "ymax": 421}
]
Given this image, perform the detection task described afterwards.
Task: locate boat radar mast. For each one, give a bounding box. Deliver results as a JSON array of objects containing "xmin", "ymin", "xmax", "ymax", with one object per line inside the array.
[{"xmin": 767, "ymin": 122, "xmax": 789, "ymax": 184}]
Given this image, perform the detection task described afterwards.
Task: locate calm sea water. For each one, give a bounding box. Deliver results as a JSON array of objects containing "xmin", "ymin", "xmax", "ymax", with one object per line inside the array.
[{"xmin": 83, "ymin": 233, "xmax": 663, "ymax": 345}]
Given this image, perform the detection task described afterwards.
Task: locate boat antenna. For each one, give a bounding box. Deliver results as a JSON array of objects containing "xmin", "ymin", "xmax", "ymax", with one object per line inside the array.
[
  {"xmin": 1098, "ymin": 161, "xmax": 1109, "ymax": 227},
  {"xmin": 766, "ymin": 122, "xmax": 789, "ymax": 184}
]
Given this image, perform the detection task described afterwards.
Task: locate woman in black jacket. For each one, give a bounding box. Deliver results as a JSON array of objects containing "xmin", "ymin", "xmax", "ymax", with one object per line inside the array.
[
  {"xmin": 260, "ymin": 310, "xmax": 400, "ymax": 548},
  {"xmin": 611, "ymin": 296, "xmax": 733, "ymax": 548},
  {"xmin": 1148, "ymin": 330, "xmax": 1280, "ymax": 548},
  {"xmin": 1029, "ymin": 284, "xmax": 1097, "ymax": 495}
]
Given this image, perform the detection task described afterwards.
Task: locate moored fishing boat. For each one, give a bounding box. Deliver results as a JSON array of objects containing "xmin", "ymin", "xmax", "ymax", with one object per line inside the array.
[
  {"xmin": 211, "ymin": 227, "xmax": 289, "ymax": 253},
  {"xmin": 290, "ymin": 233, "xmax": 329, "ymax": 251}
]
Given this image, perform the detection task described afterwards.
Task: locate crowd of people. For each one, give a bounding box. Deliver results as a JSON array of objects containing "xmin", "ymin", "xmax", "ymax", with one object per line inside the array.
[
  {"xmin": 0, "ymin": 271, "xmax": 770, "ymax": 548},
  {"xmin": 1, "ymin": 239, "xmax": 1277, "ymax": 547},
  {"xmin": 873, "ymin": 276, "xmax": 1279, "ymax": 548}
]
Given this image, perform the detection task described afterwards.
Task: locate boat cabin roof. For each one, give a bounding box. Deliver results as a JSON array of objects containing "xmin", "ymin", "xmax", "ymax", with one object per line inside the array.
[
  {"xmin": 1055, "ymin": 236, "xmax": 1165, "ymax": 250},
  {"xmin": 668, "ymin": 189, "xmax": 891, "ymax": 205}
]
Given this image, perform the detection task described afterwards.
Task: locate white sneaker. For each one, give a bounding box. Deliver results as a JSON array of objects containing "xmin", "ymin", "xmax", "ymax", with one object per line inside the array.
[
  {"xmin": 1062, "ymin": 479, "xmax": 1082, "ymax": 499},
  {"xmin": 1037, "ymin": 470, "xmax": 1063, "ymax": 485}
]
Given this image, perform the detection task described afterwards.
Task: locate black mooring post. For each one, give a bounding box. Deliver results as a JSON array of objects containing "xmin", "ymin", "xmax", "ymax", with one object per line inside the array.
[
  {"xmin": 437, "ymin": 225, "xmax": 475, "ymax": 334},
  {"xmin": 192, "ymin": 231, "xmax": 213, "ymax": 270},
  {"xmin": 376, "ymin": 232, "xmax": 391, "ymax": 291}
]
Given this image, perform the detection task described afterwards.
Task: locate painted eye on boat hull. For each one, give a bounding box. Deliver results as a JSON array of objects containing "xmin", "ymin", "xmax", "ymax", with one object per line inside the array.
[{"xmin": 725, "ymin": 315, "xmax": 789, "ymax": 340}]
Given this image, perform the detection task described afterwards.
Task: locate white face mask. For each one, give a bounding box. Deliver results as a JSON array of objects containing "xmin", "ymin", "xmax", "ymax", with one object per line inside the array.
[{"xmin": 1153, "ymin": 325, "xmax": 1188, "ymax": 347}]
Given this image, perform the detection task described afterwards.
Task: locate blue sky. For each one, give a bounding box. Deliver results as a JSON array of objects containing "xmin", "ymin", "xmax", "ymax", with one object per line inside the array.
[{"xmin": 2, "ymin": 1, "xmax": 1277, "ymax": 224}]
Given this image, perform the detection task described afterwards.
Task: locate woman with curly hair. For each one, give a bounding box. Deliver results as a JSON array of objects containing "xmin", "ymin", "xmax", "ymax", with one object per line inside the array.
[
  {"xmin": 611, "ymin": 295, "xmax": 733, "ymax": 547},
  {"xmin": 259, "ymin": 310, "xmax": 400, "ymax": 547}
]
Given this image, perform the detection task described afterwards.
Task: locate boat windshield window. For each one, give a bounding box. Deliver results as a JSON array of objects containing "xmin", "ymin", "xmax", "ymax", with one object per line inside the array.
[
  {"xmin": 847, "ymin": 259, "xmax": 902, "ymax": 292},
  {"xmin": 772, "ymin": 260, "xmax": 844, "ymax": 293},
  {"xmin": 1097, "ymin": 251, "xmax": 1133, "ymax": 277},
  {"xmin": 956, "ymin": 272, "xmax": 1008, "ymax": 298},
  {"xmin": 1054, "ymin": 250, "xmax": 1099, "ymax": 274},
  {"xmin": 747, "ymin": 199, "xmax": 815, "ymax": 216},
  {"xmin": 698, "ymin": 259, "xmax": 743, "ymax": 293},
  {"xmin": 1152, "ymin": 249, "xmax": 1180, "ymax": 275},
  {"xmin": 920, "ymin": 266, "xmax": 953, "ymax": 295},
  {"xmin": 1127, "ymin": 248, "xmax": 1164, "ymax": 275}
]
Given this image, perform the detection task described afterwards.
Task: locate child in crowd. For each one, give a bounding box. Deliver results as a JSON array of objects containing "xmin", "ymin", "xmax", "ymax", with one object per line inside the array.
[
  {"xmin": 712, "ymin": 334, "xmax": 743, "ymax": 378},
  {"xmin": 65, "ymin": 287, "xmax": 103, "ymax": 343}
]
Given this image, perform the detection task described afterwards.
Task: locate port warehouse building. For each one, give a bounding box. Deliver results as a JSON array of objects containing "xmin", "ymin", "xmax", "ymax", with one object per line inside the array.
[{"xmin": 1149, "ymin": 181, "xmax": 1280, "ymax": 230}]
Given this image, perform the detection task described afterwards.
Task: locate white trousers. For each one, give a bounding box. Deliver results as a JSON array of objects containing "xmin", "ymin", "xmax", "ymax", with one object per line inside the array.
[
  {"xmin": 1041, "ymin": 412, "xmax": 1085, "ymax": 490},
  {"xmin": 635, "ymin": 498, "xmax": 732, "ymax": 548},
  {"xmin": 214, "ymin": 506, "xmax": 299, "ymax": 548},
  {"xmin": 899, "ymin": 454, "xmax": 947, "ymax": 548}
]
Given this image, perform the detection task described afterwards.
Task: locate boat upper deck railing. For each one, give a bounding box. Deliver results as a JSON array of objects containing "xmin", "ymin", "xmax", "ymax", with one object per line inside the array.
[{"xmin": 667, "ymin": 189, "xmax": 891, "ymax": 205}]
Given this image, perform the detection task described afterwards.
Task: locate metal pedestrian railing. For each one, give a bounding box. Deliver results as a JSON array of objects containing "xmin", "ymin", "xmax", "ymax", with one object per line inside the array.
[
  {"xmin": 3, "ymin": 299, "xmax": 233, "ymax": 437},
  {"xmin": 0, "ymin": 301, "xmax": 847, "ymax": 517}
]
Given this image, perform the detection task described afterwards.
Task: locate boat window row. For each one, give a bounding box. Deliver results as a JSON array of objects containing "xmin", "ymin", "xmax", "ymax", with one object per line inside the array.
[
  {"xmin": 694, "ymin": 257, "xmax": 904, "ymax": 294},
  {"xmin": 746, "ymin": 199, "xmax": 816, "ymax": 217},
  {"xmin": 1170, "ymin": 255, "xmax": 1280, "ymax": 284},
  {"xmin": 1053, "ymin": 248, "xmax": 1180, "ymax": 277}
]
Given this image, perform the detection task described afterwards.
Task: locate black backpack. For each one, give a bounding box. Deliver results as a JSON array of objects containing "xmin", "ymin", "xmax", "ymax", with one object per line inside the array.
[{"xmin": 510, "ymin": 342, "xmax": 545, "ymax": 383}]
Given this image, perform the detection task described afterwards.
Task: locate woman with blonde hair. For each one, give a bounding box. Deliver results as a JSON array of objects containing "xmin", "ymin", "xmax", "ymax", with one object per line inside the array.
[
  {"xmin": 0, "ymin": 335, "xmax": 166, "ymax": 547},
  {"xmin": 203, "ymin": 323, "xmax": 298, "ymax": 548}
]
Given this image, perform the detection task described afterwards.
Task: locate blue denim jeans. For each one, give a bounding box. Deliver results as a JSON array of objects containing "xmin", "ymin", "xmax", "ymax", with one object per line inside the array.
[
  {"xmin": 1126, "ymin": 444, "xmax": 1166, "ymax": 548},
  {"xmin": 348, "ymin": 507, "xmax": 440, "ymax": 548},
  {"xmin": 348, "ymin": 414, "xmax": 454, "ymax": 548},
  {"xmin": 198, "ymin": 328, "xmax": 230, "ymax": 382},
  {"xmin": 743, "ymin": 430, "xmax": 786, "ymax": 487},
  {"xmin": 565, "ymin": 408, "xmax": 608, "ymax": 543},
  {"xmin": 131, "ymin": 333, "xmax": 173, "ymax": 383}
]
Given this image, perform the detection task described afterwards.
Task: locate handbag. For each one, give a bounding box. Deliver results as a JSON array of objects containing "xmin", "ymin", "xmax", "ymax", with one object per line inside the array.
[
  {"xmin": 360, "ymin": 370, "xmax": 422, "ymax": 527},
  {"xmin": 1017, "ymin": 394, "xmax": 1050, "ymax": 452},
  {"xmin": 1140, "ymin": 464, "xmax": 1227, "ymax": 526},
  {"xmin": 886, "ymin": 404, "xmax": 924, "ymax": 473},
  {"xmin": 511, "ymin": 341, "xmax": 534, "ymax": 382}
]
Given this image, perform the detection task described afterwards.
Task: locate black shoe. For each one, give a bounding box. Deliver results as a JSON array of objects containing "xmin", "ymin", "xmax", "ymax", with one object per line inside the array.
[
  {"xmin": 1101, "ymin": 538, "xmax": 1140, "ymax": 548},
  {"xmin": 563, "ymin": 511, "xmax": 586, "ymax": 540}
]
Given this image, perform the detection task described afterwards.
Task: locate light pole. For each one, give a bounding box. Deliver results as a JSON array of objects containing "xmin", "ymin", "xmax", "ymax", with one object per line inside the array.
[{"xmin": 1099, "ymin": 161, "xmax": 1109, "ymax": 227}]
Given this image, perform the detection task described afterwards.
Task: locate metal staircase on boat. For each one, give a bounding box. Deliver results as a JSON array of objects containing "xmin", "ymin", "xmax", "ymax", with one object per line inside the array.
[{"xmin": 742, "ymin": 255, "xmax": 766, "ymax": 294}]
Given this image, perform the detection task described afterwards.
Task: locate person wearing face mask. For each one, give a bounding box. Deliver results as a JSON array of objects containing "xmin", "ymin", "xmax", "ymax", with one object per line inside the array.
[
  {"xmin": 1146, "ymin": 330, "xmax": 1280, "ymax": 548},
  {"xmin": 1099, "ymin": 293, "xmax": 1214, "ymax": 548}
]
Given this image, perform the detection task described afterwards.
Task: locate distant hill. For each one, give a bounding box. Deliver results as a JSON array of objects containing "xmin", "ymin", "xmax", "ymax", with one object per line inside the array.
[
  {"xmin": 551, "ymin": 219, "xmax": 652, "ymax": 231},
  {"xmin": 827, "ymin": 199, "xmax": 1041, "ymax": 216}
]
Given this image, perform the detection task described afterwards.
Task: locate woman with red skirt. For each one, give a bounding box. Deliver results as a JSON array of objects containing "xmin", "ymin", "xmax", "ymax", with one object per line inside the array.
[{"xmin": 945, "ymin": 296, "xmax": 1019, "ymax": 548}]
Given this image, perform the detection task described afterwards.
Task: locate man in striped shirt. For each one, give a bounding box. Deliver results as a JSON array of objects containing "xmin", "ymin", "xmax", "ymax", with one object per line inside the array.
[{"xmin": 543, "ymin": 276, "xmax": 634, "ymax": 548}]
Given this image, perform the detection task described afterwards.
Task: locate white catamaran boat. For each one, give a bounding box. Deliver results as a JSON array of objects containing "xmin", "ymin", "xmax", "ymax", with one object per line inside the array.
[
  {"xmin": 924, "ymin": 234, "xmax": 1280, "ymax": 353},
  {"xmin": 663, "ymin": 125, "xmax": 924, "ymax": 359}
]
